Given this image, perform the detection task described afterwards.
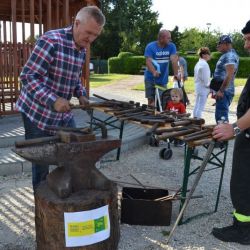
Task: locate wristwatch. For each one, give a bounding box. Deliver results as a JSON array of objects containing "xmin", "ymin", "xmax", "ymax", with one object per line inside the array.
[{"xmin": 232, "ymin": 122, "xmax": 241, "ymax": 137}]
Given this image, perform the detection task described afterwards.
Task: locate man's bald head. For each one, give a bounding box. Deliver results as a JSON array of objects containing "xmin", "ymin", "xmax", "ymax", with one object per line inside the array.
[{"xmin": 157, "ymin": 29, "xmax": 171, "ymax": 47}]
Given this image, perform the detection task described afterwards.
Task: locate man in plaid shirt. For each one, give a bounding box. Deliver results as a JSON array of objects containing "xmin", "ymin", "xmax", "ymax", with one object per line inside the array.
[{"xmin": 15, "ymin": 6, "xmax": 105, "ymax": 189}]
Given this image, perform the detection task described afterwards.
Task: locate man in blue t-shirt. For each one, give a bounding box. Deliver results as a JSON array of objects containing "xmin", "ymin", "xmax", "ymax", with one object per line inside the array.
[
  {"xmin": 213, "ymin": 35, "xmax": 239, "ymax": 123},
  {"xmin": 144, "ymin": 29, "xmax": 179, "ymax": 106}
]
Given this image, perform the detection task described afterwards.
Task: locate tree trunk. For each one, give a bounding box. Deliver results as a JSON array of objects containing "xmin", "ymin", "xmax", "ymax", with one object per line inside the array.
[{"xmin": 35, "ymin": 182, "xmax": 120, "ymax": 250}]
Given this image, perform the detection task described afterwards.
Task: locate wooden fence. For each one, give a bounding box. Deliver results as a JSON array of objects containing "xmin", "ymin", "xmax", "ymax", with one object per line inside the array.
[
  {"xmin": 0, "ymin": 0, "xmax": 97, "ymax": 116},
  {"xmin": 0, "ymin": 42, "xmax": 33, "ymax": 115}
]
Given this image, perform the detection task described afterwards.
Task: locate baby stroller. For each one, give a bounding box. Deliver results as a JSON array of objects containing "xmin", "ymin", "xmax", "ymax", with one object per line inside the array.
[{"xmin": 149, "ymin": 87, "xmax": 188, "ymax": 160}]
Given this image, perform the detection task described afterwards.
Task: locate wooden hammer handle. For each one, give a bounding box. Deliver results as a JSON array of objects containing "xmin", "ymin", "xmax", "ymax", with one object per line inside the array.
[
  {"xmin": 171, "ymin": 120, "xmax": 192, "ymax": 127},
  {"xmin": 157, "ymin": 128, "xmax": 197, "ymax": 140},
  {"xmin": 184, "ymin": 131, "xmax": 212, "ymax": 142},
  {"xmin": 188, "ymin": 138, "xmax": 213, "ymax": 147}
]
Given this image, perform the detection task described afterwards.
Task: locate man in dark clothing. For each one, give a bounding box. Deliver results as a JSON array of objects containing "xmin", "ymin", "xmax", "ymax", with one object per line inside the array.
[{"xmin": 212, "ymin": 20, "xmax": 250, "ymax": 245}]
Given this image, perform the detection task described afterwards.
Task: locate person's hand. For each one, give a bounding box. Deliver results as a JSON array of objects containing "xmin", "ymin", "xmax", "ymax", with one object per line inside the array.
[
  {"xmin": 153, "ymin": 71, "xmax": 160, "ymax": 78},
  {"xmin": 173, "ymin": 74, "xmax": 181, "ymax": 81},
  {"xmin": 212, "ymin": 123, "xmax": 234, "ymax": 141},
  {"xmin": 53, "ymin": 97, "xmax": 70, "ymax": 112},
  {"xmin": 215, "ymin": 90, "xmax": 224, "ymax": 100},
  {"xmin": 79, "ymin": 96, "xmax": 89, "ymax": 107}
]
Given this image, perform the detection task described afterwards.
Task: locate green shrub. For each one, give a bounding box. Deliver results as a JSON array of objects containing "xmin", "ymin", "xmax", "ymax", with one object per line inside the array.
[
  {"xmin": 108, "ymin": 57, "xmax": 123, "ymax": 73},
  {"xmin": 238, "ymin": 57, "xmax": 250, "ymax": 78},
  {"xmin": 109, "ymin": 52, "xmax": 145, "ymax": 74},
  {"xmin": 124, "ymin": 56, "xmax": 146, "ymax": 74},
  {"xmin": 210, "ymin": 52, "xmax": 222, "ymax": 60},
  {"xmin": 118, "ymin": 52, "xmax": 134, "ymax": 59},
  {"xmin": 183, "ymin": 55, "xmax": 249, "ymax": 78},
  {"xmin": 109, "ymin": 52, "xmax": 250, "ymax": 78},
  {"xmin": 185, "ymin": 56, "xmax": 198, "ymax": 77}
]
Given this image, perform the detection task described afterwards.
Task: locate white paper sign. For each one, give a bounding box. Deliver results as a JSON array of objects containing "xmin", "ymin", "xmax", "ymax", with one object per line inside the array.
[{"xmin": 64, "ymin": 205, "xmax": 110, "ymax": 247}]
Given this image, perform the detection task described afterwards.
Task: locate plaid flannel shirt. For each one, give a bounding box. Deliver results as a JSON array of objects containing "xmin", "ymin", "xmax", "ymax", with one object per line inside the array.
[{"xmin": 15, "ymin": 26, "xmax": 86, "ymax": 133}]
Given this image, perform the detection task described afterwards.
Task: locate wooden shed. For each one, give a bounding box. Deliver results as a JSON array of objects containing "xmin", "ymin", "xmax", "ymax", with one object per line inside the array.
[{"xmin": 0, "ymin": 0, "xmax": 101, "ymax": 115}]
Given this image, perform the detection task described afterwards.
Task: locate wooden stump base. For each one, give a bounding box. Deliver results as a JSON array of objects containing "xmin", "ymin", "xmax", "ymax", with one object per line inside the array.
[{"xmin": 35, "ymin": 182, "xmax": 120, "ymax": 250}]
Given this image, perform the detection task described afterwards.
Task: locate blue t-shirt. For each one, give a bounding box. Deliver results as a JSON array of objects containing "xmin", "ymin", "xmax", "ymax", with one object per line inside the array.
[
  {"xmin": 213, "ymin": 49, "xmax": 239, "ymax": 95},
  {"xmin": 144, "ymin": 41, "xmax": 177, "ymax": 86}
]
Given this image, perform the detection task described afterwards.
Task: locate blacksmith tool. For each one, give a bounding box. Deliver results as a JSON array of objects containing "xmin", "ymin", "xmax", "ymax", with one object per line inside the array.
[
  {"xmin": 15, "ymin": 129, "xmax": 96, "ymax": 148},
  {"xmin": 130, "ymin": 174, "xmax": 147, "ymax": 189},
  {"xmin": 156, "ymin": 128, "xmax": 198, "ymax": 141},
  {"xmin": 183, "ymin": 129, "xmax": 213, "ymax": 142},
  {"xmin": 166, "ymin": 140, "xmax": 215, "ymax": 244},
  {"xmin": 171, "ymin": 118, "xmax": 205, "ymax": 127},
  {"xmin": 14, "ymin": 136, "xmax": 121, "ymax": 198}
]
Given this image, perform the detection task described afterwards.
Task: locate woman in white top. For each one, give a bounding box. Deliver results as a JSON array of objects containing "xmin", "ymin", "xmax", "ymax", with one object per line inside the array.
[{"xmin": 193, "ymin": 47, "xmax": 211, "ymax": 118}]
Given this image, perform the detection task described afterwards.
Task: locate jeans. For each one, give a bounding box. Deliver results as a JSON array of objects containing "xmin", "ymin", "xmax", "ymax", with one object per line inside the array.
[
  {"xmin": 21, "ymin": 113, "xmax": 76, "ymax": 190},
  {"xmin": 215, "ymin": 91, "xmax": 233, "ymax": 123}
]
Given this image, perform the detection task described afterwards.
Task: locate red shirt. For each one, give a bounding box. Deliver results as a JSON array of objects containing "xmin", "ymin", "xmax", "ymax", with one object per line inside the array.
[{"xmin": 165, "ymin": 101, "xmax": 186, "ymax": 114}]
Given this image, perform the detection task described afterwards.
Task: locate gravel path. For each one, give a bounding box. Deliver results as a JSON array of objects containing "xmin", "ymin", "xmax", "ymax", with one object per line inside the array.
[{"xmin": 0, "ymin": 75, "xmax": 247, "ymax": 249}]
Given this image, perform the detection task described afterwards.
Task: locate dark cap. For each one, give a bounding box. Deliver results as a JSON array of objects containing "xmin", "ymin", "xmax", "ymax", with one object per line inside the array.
[
  {"xmin": 242, "ymin": 20, "xmax": 250, "ymax": 34},
  {"xmin": 218, "ymin": 35, "xmax": 232, "ymax": 45}
]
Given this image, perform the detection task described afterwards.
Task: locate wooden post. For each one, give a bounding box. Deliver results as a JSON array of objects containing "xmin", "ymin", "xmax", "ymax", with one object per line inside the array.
[
  {"xmin": 83, "ymin": 44, "xmax": 90, "ymax": 97},
  {"xmin": 47, "ymin": 0, "xmax": 52, "ymax": 31},
  {"xmin": 38, "ymin": 0, "xmax": 43, "ymax": 36},
  {"xmin": 30, "ymin": 0, "xmax": 34, "ymax": 40},
  {"xmin": 63, "ymin": 0, "xmax": 70, "ymax": 26},
  {"xmin": 35, "ymin": 182, "xmax": 120, "ymax": 250}
]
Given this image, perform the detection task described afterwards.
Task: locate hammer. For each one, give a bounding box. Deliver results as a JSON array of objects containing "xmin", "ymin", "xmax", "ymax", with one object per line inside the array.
[{"xmin": 171, "ymin": 118, "xmax": 205, "ymax": 127}]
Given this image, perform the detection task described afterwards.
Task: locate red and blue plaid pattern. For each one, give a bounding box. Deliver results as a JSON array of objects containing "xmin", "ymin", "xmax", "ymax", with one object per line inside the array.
[{"xmin": 16, "ymin": 26, "xmax": 86, "ymax": 133}]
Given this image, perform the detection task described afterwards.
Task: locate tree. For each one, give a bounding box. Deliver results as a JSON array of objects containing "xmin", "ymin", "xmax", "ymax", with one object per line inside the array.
[
  {"xmin": 231, "ymin": 32, "xmax": 248, "ymax": 56},
  {"xmin": 170, "ymin": 26, "xmax": 184, "ymax": 51},
  {"xmin": 91, "ymin": 0, "xmax": 122, "ymax": 59},
  {"xmin": 179, "ymin": 28, "xmax": 204, "ymax": 53},
  {"xmin": 118, "ymin": 0, "xmax": 162, "ymax": 55},
  {"xmin": 91, "ymin": 0, "xmax": 162, "ymax": 58}
]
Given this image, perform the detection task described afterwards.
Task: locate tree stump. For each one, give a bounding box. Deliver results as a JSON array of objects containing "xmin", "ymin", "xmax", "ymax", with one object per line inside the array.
[{"xmin": 35, "ymin": 182, "xmax": 120, "ymax": 250}]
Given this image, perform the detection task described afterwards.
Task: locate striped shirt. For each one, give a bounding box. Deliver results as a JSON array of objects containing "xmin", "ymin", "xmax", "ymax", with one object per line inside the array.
[{"xmin": 15, "ymin": 26, "xmax": 86, "ymax": 133}]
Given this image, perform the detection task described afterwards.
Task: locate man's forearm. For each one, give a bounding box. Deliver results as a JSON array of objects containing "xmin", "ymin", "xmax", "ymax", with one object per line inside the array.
[
  {"xmin": 146, "ymin": 59, "xmax": 157, "ymax": 75},
  {"xmin": 220, "ymin": 74, "xmax": 232, "ymax": 92},
  {"xmin": 220, "ymin": 64, "xmax": 234, "ymax": 92}
]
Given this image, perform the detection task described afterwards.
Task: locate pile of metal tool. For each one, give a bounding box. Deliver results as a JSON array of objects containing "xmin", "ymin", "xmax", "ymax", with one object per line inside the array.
[{"xmin": 90, "ymin": 94, "xmax": 215, "ymax": 160}]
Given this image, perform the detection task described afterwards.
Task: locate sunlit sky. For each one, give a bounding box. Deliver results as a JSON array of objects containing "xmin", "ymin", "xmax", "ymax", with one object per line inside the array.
[{"xmin": 152, "ymin": 0, "xmax": 249, "ymax": 34}]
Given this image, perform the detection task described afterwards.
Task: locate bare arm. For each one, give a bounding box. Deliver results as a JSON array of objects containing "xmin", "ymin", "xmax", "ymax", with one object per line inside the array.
[
  {"xmin": 216, "ymin": 64, "xmax": 235, "ymax": 99},
  {"xmin": 146, "ymin": 57, "xmax": 160, "ymax": 77}
]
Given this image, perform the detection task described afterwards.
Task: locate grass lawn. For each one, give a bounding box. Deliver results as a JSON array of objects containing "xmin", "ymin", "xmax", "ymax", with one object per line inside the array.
[
  {"xmin": 89, "ymin": 74, "xmax": 131, "ymax": 88},
  {"xmin": 133, "ymin": 76, "xmax": 247, "ymax": 92}
]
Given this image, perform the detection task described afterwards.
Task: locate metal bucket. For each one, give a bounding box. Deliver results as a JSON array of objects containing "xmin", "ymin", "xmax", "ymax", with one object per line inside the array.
[{"xmin": 121, "ymin": 187, "xmax": 172, "ymax": 226}]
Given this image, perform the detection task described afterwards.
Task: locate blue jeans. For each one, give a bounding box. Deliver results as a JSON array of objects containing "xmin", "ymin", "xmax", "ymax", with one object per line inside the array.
[
  {"xmin": 215, "ymin": 91, "xmax": 233, "ymax": 123},
  {"xmin": 21, "ymin": 113, "xmax": 76, "ymax": 190}
]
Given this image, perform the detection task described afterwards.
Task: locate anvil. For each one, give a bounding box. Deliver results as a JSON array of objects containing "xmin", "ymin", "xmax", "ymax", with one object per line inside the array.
[{"xmin": 13, "ymin": 136, "xmax": 121, "ymax": 198}]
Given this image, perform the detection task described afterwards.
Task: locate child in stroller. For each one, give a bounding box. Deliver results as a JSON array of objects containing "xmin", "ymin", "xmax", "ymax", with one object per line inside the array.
[{"xmin": 163, "ymin": 88, "xmax": 186, "ymax": 147}]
